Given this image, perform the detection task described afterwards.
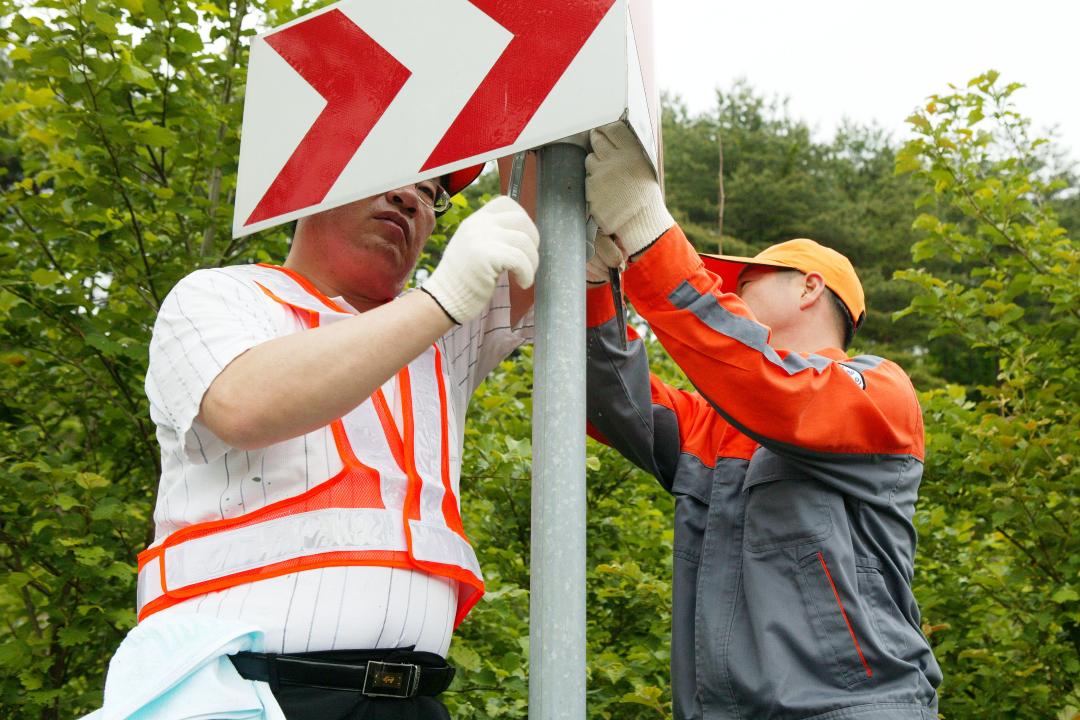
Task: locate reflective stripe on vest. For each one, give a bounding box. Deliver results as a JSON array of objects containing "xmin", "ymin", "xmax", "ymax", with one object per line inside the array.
[{"xmin": 136, "ymin": 264, "xmax": 483, "ymax": 627}]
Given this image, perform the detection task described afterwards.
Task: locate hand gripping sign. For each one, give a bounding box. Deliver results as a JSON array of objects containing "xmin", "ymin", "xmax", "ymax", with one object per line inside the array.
[{"xmin": 232, "ymin": 0, "xmax": 660, "ymax": 238}]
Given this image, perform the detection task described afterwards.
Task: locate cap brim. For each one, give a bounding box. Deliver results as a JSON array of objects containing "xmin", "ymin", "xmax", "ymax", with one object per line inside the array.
[{"xmin": 700, "ymin": 253, "xmax": 795, "ymax": 293}]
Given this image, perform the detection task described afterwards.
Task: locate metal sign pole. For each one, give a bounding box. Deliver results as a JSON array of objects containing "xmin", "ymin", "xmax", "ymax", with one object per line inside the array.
[{"xmin": 529, "ymin": 140, "xmax": 588, "ymax": 720}]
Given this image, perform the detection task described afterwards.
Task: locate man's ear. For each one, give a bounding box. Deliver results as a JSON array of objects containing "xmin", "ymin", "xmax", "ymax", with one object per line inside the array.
[{"xmin": 798, "ymin": 271, "xmax": 827, "ymax": 311}]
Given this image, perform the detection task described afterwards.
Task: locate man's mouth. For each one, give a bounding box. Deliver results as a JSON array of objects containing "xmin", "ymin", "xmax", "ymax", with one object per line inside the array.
[{"xmin": 374, "ymin": 212, "xmax": 410, "ymax": 245}]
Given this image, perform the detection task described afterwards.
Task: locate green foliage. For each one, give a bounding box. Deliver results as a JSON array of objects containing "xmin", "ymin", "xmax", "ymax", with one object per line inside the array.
[
  {"xmin": 0, "ymin": 0, "xmax": 307, "ymax": 716},
  {"xmin": 1, "ymin": 0, "xmax": 1077, "ymax": 717},
  {"xmin": 895, "ymin": 71, "xmax": 1080, "ymax": 718}
]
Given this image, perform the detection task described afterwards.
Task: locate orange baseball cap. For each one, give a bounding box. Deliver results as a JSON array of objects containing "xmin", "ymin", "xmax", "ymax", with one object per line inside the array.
[{"xmin": 701, "ymin": 238, "xmax": 866, "ymax": 328}]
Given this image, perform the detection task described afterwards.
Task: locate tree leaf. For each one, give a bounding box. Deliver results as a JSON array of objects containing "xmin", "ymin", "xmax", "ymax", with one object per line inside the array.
[{"xmin": 30, "ymin": 268, "xmax": 63, "ymax": 286}]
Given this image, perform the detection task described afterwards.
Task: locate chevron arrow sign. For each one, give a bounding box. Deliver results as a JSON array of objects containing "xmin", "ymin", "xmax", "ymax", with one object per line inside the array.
[{"xmin": 232, "ymin": 0, "xmax": 657, "ymax": 238}]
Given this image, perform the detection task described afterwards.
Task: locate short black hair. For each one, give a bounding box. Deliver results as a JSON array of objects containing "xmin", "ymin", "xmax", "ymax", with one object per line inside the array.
[{"xmin": 828, "ymin": 288, "xmax": 857, "ymax": 350}]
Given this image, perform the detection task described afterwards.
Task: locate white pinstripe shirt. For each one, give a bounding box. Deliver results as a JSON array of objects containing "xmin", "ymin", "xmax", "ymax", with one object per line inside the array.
[{"xmin": 143, "ymin": 265, "xmax": 533, "ymax": 655}]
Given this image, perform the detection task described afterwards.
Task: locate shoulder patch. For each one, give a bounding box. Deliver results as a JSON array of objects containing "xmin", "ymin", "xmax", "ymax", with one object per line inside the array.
[{"xmin": 839, "ymin": 363, "xmax": 866, "ymax": 390}]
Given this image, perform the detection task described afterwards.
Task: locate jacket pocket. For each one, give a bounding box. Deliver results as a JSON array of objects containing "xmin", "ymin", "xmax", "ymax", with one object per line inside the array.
[
  {"xmin": 672, "ymin": 493, "xmax": 707, "ymax": 565},
  {"xmin": 743, "ymin": 472, "xmax": 832, "ymax": 552},
  {"xmin": 857, "ymin": 558, "xmax": 934, "ymax": 669},
  {"xmin": 671, "ymin": 458, "xmax": 711, "ymax": 565},
  {"xmin": 797, "ymin": 551, "xmax": 874, "ymax": 688}
]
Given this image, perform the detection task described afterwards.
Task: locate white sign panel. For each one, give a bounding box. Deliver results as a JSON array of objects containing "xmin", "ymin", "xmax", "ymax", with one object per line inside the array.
[{"xmin": 233, "ymin": 0, "xmax": 658, "ymax": 238}]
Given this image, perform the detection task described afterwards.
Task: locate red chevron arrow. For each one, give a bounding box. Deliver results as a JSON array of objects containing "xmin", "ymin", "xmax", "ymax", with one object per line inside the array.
[
  {"xmin": 421, "ymin": 0, "xmax": 616, "ymax": 172},
  {"xmin": 245, "ymin": 10, "xmax": 411, "ymax": 226}
]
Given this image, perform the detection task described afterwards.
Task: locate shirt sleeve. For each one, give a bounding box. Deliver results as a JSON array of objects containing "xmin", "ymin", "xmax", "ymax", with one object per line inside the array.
[
  {"xmin": 622, "ymin": 225, "xmax": 925, "ymax": 461},
  {"xmin": 439, "ymin": 272, "xmax": 534, "ymax": 427},
  {"xmin": 145, "ymin": 267, "xmax": 291, "ymax": 464}
]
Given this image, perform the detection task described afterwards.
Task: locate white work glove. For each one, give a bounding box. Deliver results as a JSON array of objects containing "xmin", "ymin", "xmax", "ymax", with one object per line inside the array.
[
  {"xmin": 422, "ymin": 195, "xmax": 539, "ymax": 324},
  {"xmin": 586, "ymin": 121, "xmax": 674, "ymax": 258},
  {"xmin": 586, "ymin": 234, "xmax": 627, "ymax": 285}
]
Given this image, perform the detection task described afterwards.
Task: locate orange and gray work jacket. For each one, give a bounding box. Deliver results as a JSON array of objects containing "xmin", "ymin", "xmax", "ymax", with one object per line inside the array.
[{"xmin": 586, "ymin": 226, "xmax": 942, "ymax": 720}]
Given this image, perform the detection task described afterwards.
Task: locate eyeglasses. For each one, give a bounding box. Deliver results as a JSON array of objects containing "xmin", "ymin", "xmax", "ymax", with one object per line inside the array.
[{"xmin": 412, "ymin": 180, "xmax": 452, "ymax": 216}]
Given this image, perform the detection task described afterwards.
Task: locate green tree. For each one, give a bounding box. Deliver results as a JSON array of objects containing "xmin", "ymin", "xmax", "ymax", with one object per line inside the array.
[
  {"xmin": 0, "ymin": 1, "xmax": 310, "ymax": 715},
  {"xmin": 894, "ymin": 71, "xmax": 1080, "ymax": 718},
  {"xmin": 2, "ymin": 1, "xmax": 1076, "ymax": 717},
  {"xmin": 0, "ymin": 54, "xmax": 22, "ymax": 190}
]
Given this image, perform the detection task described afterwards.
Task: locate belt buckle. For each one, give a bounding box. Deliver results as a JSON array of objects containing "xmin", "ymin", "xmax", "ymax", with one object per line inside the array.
[{"xmin": 363, "ymin": 661, "xmax": 419, "ymax": 698}]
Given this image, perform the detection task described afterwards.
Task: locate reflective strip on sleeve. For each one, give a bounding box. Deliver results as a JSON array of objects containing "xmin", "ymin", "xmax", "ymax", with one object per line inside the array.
[{"xmin": 668, "ymin": 281, "xmax": 835, "ymax": 375}]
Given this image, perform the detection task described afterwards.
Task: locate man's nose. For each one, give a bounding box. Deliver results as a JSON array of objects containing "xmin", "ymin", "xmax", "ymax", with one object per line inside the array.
[{"xmin": 387, "ymin": 185, "xmax": 421, "ymax": 215}]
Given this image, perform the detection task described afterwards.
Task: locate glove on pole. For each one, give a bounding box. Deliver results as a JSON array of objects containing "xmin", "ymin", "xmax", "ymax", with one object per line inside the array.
[
  {"xmin": 585, "ymin": 121, "xmax": 674, "ymax": 258},
  {"xmin": 423, "ymin": 196, "xmax": 540, "ymax": 324}
]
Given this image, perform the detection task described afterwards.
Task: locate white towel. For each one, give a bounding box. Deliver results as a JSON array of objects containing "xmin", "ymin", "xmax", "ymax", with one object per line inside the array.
[{"xmin": 81, "ymin": 613, "xmax": 285, "ymax": 720}]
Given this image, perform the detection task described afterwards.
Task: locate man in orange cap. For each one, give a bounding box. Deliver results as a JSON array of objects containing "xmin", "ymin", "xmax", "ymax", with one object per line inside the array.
[
  {"xmin": 584, "ymin": 122, "xmax": 941, "ymax": 719},
  {"xmin": 699, "ymin": 237, "xmax": 865, "ymax": 353}
]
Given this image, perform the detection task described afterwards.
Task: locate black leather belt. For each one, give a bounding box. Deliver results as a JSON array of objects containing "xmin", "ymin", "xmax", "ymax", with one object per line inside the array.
[{"xmin": 230, "ymin": 650, "xmax": 455, "ymax": 698}]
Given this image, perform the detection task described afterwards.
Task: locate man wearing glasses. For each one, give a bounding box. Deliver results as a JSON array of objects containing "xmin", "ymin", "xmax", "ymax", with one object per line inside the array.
[{"xmin": 98, "ymin": 170, "xmax": 539, "ymax": 719}]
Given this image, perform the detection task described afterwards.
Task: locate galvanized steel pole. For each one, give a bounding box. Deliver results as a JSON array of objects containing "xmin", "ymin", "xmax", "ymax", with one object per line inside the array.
[{"xmin": 529, "ymin": 140, "xmax": 588, "ymax": 720}]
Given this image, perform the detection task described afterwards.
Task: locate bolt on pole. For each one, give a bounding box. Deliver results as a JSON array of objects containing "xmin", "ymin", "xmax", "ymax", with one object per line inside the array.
[{"xmin": 529, "ymin": 140, "xmax": 588, "ymax": 720}]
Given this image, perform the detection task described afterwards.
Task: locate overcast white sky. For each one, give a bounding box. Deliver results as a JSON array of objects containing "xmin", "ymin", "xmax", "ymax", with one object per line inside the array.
[{"xmin": 653, "ymin": 0, "xmax": 1079, "ymax": 162}]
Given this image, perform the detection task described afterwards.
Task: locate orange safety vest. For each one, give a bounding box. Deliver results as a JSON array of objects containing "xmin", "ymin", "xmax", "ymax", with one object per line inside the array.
[{"xmin": 136, "ymin": 265, "xmax": 483, "ymax": 627}]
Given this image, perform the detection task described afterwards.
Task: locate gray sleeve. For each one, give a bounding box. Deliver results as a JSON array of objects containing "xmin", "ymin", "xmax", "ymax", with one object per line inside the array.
[{"xmin": 586, "ymin": 314, "xmax": 682, "ymax": 492}]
